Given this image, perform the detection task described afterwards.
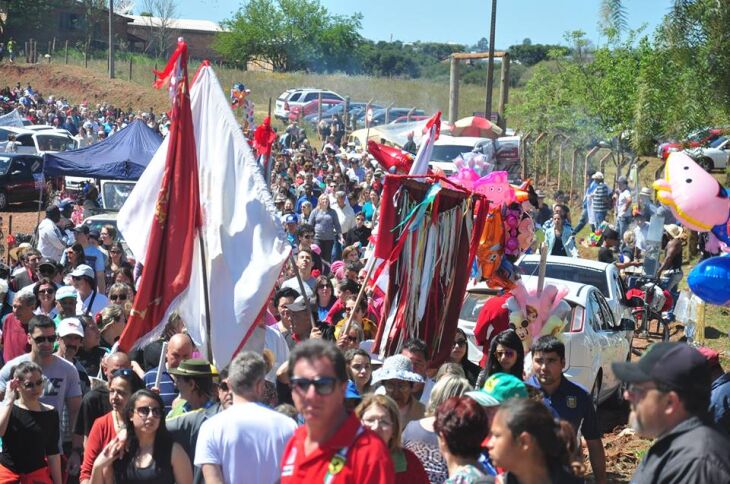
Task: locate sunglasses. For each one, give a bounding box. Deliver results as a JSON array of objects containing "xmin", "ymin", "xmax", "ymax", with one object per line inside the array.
[
  {"xmin": 22, "ymin": 378, "xmax": 45, "ymax": 390},
  {"xmin": 38, "ymin": 288, "xmax": 55, "ymax": 295},
  {"xmin": 110, "ymin": 249, "xmax": 121, "ymax": 254},
  {"xmin": 290, "ymin": 376, "xmax": 338, "ymax": 396},
  {"xmin": 111, "ymin": 368, "xmax": 133, "ymax": 378},
  {"xmin": 453, "ymin": 339, "xmax": 467, "ymax": 347},
  {"xmin": 345, "ymin": 335, "xmax": 359, "ymax": 343},
  {"xmin": 33, "ymin": 335, "xmax": 57, "ymax": 344},
  {"xmin": 110, "ymin": 294, "xmax": 128, "ymax": 301},
  {"xmin": 496, "ymin": 349, "xmax": 516, "ymax": 358},
  {"xmin": 135, "ymin": 406, "xmax": 162, "ymax": 419}
]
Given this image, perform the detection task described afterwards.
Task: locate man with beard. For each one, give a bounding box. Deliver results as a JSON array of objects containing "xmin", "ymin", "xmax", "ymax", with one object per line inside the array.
[
  {"xmin": 526, "ymin": 336, "xmax": 606, "ymax": 484},
  {"xmin": 613, "ymin": 342, "xmax": 730, "ymax": 483}
]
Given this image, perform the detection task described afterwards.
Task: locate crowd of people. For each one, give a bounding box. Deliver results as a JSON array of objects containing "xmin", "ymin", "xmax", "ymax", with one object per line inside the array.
[{"xmin": 0, "ymin": 85, "xmax": 728, "ymax": 484}]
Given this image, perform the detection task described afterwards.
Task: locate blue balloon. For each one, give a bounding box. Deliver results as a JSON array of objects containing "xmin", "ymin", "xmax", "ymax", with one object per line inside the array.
[{"xmin": 688, "ymin": 255, "xmax": 730, "ymax": 306}]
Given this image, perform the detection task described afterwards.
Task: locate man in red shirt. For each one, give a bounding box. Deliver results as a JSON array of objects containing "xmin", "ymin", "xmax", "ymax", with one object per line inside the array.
[
  {"xmin": 1, "ymin": 292, "xmax": 35, "ymax": 362},
  {"xmin": 280, "ymin": 339, "xmax": 395, "ymax": 483}
]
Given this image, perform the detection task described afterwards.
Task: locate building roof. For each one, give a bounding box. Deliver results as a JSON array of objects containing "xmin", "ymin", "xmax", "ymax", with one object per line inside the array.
[{"xmin": 125, "ymin": 15, "xmax": 224, "ymax": 33}]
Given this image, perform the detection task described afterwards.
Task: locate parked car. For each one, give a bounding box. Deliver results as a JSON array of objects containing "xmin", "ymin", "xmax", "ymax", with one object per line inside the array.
[
  {"xmin": 657, "ymin": 127, "xmax": 727, "ymax": 161},
  {"xmin": 0, "ymin": 153, "xmax": 44, "ymax": 210},
  {"xmin": 457, "ymin": 277, "xmax": 634, "ymax": 405},
  {"xmin": 274, "ymin": 88, "xmax": 344, "ymax": 122},
  {"xmin": 304, "ymin": 102, "xmax": 379, "ymax": 126},
  {"xmin": 686, "ymin": 135, "xmax": 730, "ymax": 171},
  {"xmin": 516, "ymin": 254, "xmax": 633, "ymax": 326},
  {"xmin": 429, "ymin": 135, "xmax": 492, "ymax": 174},
  {"xmin": 0, "ymin": 126, "xmax": 77, "ymax": 155},
  {"xmin": 388, "ymin": 115, "xmax": 430, "ymax": 125},
  {"xmin": 288, "ymin": 98, "xmax": 343, "ymax": 122},
  {"xmin": 354, "ymin": 108, "xmax": 425, "ymax": 127}
]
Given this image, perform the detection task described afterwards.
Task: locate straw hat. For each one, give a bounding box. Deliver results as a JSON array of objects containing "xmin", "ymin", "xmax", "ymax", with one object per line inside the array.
[{"xmin": 664, "ymin": 224, "xmax": 687, "ymax": 240}]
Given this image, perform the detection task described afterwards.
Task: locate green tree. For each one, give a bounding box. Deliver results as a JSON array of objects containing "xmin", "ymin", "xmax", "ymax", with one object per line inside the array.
[
  {"xmin": 507, "ymin": 40, "xmax": 569, "ymax": 66},
  {"xmin": 0, "ymin": 0, "xmax": 52, "ymax": 39}
]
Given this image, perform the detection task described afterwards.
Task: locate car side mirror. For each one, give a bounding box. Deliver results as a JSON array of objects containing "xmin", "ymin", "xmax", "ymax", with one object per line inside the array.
[{"xmin": 619, "ymin": 318, "xmax": 636, "ymax": 331}]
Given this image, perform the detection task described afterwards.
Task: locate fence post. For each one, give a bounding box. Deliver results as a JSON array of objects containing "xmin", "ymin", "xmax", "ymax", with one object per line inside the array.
[
  {"xmin": 520, "ymin": 131, "xmax": 532, "ymax": 181},
  {"xmin": 52, "ymin": 37, "xmax": 56, "ymax": 53},
  {"xmin": 129, "ymin": 57, "xmax": 133, "ymax": 81},
  {"xmin": 570, "ymin": 148, "xmax": 578, "ymax": 202},
  {"xmin": 343, "ymin": 96, "xmax": 350, "ymax": 132},
  {"xmin": 584, "ymin": 146, "xmax": 600, "ymax": 193},
  {"xmin": 533, "ymin": 132, "xmax": 547, "ymax": 184},
  {"xmin": 64, "ymin": 40, "xmax": 68, "ymax": 64},
  {"xmin": 84, "ymin": 41, "xmax": 89, "ymax": 68},
  {"xmin": 24, "ymin": 41, "xmax": 28, "ymax": 63},
  {"xmin": 449, "ymin": 55, "xmax": 460, "ymax": 125},
  {"xmin": 317, "ymin": 92, "xmax": 322, "ymax": 126}
]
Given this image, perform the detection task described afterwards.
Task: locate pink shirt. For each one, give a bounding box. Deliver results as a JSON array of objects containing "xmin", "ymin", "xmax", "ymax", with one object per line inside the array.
[{"xmin": 1, "ymin": 314, "xmax": 30, "ymax": 363}]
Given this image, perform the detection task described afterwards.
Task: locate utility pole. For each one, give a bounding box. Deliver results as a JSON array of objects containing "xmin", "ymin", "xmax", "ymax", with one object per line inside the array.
[
  {"xmin": 109, "ymin": 0, "xmax": 115, "ymax": 79},
  {"xmin": 484, "ymin": 0, "xmax": 497, "ymax": 120}
]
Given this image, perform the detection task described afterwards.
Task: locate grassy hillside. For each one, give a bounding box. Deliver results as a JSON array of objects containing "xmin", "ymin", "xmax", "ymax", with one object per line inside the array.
[{"xmin": 63, "ymin": 50, "xmax": 500, "ymax": 124}]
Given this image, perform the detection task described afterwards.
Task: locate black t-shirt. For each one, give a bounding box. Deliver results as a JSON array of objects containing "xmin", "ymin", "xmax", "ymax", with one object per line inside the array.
[
  {"xmin": 74, "ymin": 387, "xmax": 111, "ymax": 437},
  {"xmin": 76, "ymin": 346, "xmax": 108, "ymax": 378},
  {"xmin": 0, "ymin": 405, "xmax": 60, "ymax": 473},
  {"xmin": 598, "ymin": 247, "xmax": 616, "ymax": 264}
]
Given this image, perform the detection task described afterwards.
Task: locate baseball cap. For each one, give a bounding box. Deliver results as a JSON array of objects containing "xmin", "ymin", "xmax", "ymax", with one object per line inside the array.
[
  {"xmin": 592, "ymin": 171, "xmax": 604, "ymax": 180},
  {"xmin": 38, "ymin": 257, "xmax": 58, "ymax": 274},
  {"xmin": 58, "ymin": 318, "xmax": 84, "ymax": 338},
  {"xmin": 612, "ymin": 342, "xmax": 710, "ymax": 393},
  {"xmin": 88, "ymin": 230, "xmax": 101, "ymax": 240},
  {"xmin": 56, "ymin": 286, "xmax": 78, "ymax": 301},
  {"xmin": 465, "ymin": 373, "xmax": 528, "ymax": 407},
  {"xmin": 285, "ymin": 295, "xmax": 313, "ymax": 312},
  {"xmin": 70, "ymin": 264, "xmax": 94, "ymax": 279},
  {"xmin": 74, "ymin": 224, "xmax": 90, "ymax": 235},
  {"xmin": 617, "ymin": 175, "xmax": 628, "ymax": 184},
  {"xmin": 284, "ymin": 214, "xmax": 298, "ymax": 225}
]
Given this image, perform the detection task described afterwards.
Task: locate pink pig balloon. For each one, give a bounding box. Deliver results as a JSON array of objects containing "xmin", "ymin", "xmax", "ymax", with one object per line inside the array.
[{"xmin": 473, "ymin": 171, "xmax": 516, "ymax": 206}]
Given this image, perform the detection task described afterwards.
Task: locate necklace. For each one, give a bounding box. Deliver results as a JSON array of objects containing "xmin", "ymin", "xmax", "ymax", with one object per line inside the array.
[{"xmin": 112, "ymin": 411, "xmax": 124, "ymax": 433}]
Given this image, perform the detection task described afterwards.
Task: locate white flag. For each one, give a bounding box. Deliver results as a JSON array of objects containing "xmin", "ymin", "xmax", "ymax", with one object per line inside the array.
[
  {"xmin": 118, "ymin": 65, "xmax": 290, "ymax": 367},
  {"xmin": 408, "ymin": 112, "xmax": 442, "ymax": 175}
]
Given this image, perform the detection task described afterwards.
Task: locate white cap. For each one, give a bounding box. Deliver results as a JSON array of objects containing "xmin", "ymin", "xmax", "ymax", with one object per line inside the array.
[{"xmin": 58, "ymin": 318, "xmax": 84, "ymax": 338}]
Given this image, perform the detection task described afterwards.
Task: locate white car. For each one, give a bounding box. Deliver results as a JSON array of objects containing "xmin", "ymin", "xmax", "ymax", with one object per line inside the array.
[
  {"xmin": 686, "ymin": 135, "xmax": 729, "ymax": 171},
  {"xmin": 458, "ymin": 277, "xmax": 634, "ymax": 405},
  {"xmin": 0, "ymin": 126, "xmax": 77, "ymax": 155},
  {"xmin": 429, "ymin": 135, "xmax": 493, "ymax": 174},
  {"xmin": 516, "ymin": 255, "xmax": 633, "ymax": 327}
]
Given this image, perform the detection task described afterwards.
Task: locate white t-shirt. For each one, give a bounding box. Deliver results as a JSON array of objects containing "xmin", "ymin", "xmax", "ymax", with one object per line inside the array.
[
  {"xmin": 195, "ymin": 402, "xmax": 297, "ymax": 484},
  {"xmin": 617, "ymin": 189, "xmax": 632, "ymax": 218},
  {"xmin": 77, "ymin": 290, "xmax": 109, "ymax": 316}
]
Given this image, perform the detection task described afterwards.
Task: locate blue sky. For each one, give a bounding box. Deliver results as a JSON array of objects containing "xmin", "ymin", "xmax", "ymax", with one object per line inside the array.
[{"xmin": 169, "ymin": 0, "xmax": 672, "ymax": 47}]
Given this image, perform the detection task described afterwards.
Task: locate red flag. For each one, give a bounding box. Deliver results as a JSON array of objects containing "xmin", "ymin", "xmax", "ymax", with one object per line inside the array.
[
  {"xmin": 367, "ymin": 141, "xmax": 413, "ymax": 173},
  {"xmin": 119, "ymin": 40, "xmax": 202, "ymax": 352}
]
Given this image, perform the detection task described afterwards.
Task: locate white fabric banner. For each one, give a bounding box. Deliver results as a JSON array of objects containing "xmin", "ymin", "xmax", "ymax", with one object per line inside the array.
[{"xmin": 118, "ymin": 66, "xmax": 290, "ymax": 367}]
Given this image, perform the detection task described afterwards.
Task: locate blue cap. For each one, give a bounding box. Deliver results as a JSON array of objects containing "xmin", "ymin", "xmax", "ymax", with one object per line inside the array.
[
  {"xmin": 345, "ymin": 380, "xmax": 361, "ymax": 400},
  {"xmin": 284, "ymin": 214, "xmax": 298, "ymax": 225}
]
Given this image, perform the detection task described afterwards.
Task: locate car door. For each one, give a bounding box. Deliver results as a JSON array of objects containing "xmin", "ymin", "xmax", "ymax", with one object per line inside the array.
[
  {"xmin": 6, "ymin": 157, "xmax": 35, "ymax": 202},
  {"xmin": 593, "ymin": 291, "xmax": 627, "ymax": 397}
]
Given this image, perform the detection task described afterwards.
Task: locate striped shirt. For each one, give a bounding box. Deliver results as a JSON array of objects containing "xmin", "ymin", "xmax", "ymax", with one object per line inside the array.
[
  {"xmin": 143, "ymin": 369, "xmax": 177, "ymax": 416},
  {"xmin": 592, "ymin": 182, "xmax": 611, "ymax": 212}
]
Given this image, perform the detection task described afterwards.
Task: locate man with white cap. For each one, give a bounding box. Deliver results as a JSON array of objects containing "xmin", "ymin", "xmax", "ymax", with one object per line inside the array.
[
  {"xmin": 372, "ymin": 354, "xmax": 425, "ymax": 428},
  {"xmin": 55, "ymin": 317, "xmax": 90, "ymax": 393},
  {"xmin": 588, "ymin": 171, "xmax": 611, "ymax": 227},
  {"xmin": 615, "ymin": 175, "xmax": 632, "ymax": 240},
  {"xmin": 69, "ymin": 264, "xmax": 109, "ymax": 317}
]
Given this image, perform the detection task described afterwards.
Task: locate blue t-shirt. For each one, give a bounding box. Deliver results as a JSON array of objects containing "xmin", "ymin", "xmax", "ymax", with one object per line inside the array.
[
  {"xmin": 143, "ymin": 368, "xmax": 177, "ymax": 417},
  {"xmin": 526, "ymin": 374, "xmax": 601, "ymax": 440},
  {"xmin": 60, "ymin": 245, "xmax": 106, "ymax": 273},
  {"xmin": 710, "ymin": 372, "xmax": 730, "ymax": 437}
]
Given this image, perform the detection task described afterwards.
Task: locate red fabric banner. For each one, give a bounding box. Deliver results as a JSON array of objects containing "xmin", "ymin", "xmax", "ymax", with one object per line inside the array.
[{"xmin": 119, "ymin": 40, "xmax": 202, "ymax": 352}]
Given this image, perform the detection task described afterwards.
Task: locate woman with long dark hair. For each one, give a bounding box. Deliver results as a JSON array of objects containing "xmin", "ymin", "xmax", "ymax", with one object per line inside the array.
[
  {"xmin": 33, "ymin": 278, "xmax": 58, "ymax": 318},
  {"xmin": 487, "ymin": 330, "xmax": 525, "ymax": 380},
  {"xmin": 63, "ymin": 243, "xmax": 86, "ymax": 279},
  {"xmin": 105, "ymin": 242, "xmax": 130, "ymax": 292},
  {"xmin": 314, "ymin": 275, "xmax": 335, "ymax": 320},
  {"xmin": 487, "ymin": 398, "xmax": 584, "ymax": 483},
  {"xmin": 90, "ymin": 389, "xmax": 192, "ymax": 484},
  {"xmin": 448, "ymin": 328, "xmax": 482, "ymax": 387}
]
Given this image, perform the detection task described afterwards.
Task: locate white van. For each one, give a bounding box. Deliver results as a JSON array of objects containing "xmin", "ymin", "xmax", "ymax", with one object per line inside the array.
[{"xmin": 0, "ymin": 126, "xmax": 78, "ymax": 155}]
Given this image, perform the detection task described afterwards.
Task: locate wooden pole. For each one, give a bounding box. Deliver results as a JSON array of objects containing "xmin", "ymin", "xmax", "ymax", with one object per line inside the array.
[
  {"xmin": 64, "ymin": 40, "xmax": 68, "ymax": 64},
  {"xmin": 109, "ymin": 0, "xmax": 115, "ymax": 79},
  {"xmin": 197, "ymin": 233, "xmax": 214, "ymax": 363},
  {"xmin": 128, "ymin": 57, "xmax": 133, "ymax": 81},
  {"xmin": 449, "ymin": 55, "xmax": 460, "ymax": 125},
  {"xmin": 557, "ymin": 141, "xmax": 564, "ymax": 191},
  {"xmin": 484, "ymin": 0, "xmax": 498, "ymax": 119},
  {"xmin": 317, "ymin": 92, "xmax": 323, "ymax": 125},
  {"xmin": 498, "ymin": 52, "xmax": 510, "ymax": 129},
  {"xmin": 570, "ymin": 148, "xmax": 578, "ymax": 202},
  {"xmin": 343, "ymin": 96, "xmax": 350, "ymax": 131},
  {"xmin": 6, "ymin": 215, "xmax": 12, "ymax": 265},
  {"xmin": 584, "ymin": 146, "xmax": 600, "ymax": 193},
  {"xmin": 84, "ymin": 41, "xmax": 89, "ymax": 68},
  {"xmin": 24, "ymin": 41, "xmax": 28, "ymax": 63}
]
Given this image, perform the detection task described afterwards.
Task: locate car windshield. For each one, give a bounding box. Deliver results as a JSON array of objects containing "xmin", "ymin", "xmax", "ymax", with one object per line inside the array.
[
  {"xmin": 0, "ymin": 156, "xmax": 11, "ymax": 175},
  {"xmin": 459, "ymin": 292, "xmax": 492, "ymax": 323},
  {"xmin": 431, "ymin": 145, "xmax": 475, "ymax": 163},
  {"xmin": 709, "ymin": 136, "xmax": 727, "ymax": 148},
  {"xmin": 36, "ymin": 135, "xmax": 75, "ymax": 152},
  {"xmin": 687, "ymin": 129, "xmax": 710, "ymax": 142},
  {"xmin": 102, "ymin": 182, "xmax": 135, "ymax": 211},
  {"xmin": 518, "ymin": 261, "xmax": 610, "ymax": 296}
]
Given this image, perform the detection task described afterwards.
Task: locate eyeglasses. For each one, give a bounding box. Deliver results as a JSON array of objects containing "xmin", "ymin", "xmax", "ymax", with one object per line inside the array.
[
  {"xmin": 110, "ymin": 294, "xmax": 128, "ymax": 301},
  {"xmin": 38, "ymin": 288, "xmax": 55, "ymax": 295},
  {"xmin": 317, "ymin": 285, "xmax": 332, "ymax": 291},
  {"xmin": 345, "ymin": 335, "xmax": 359, "ymax": 343},
  {"xmin": 290, "ymin": 376, "xmax": 338, "ymax": 395},
  {"xmin": 22, "ymin": 378, "xmax": 45, "ymax": 390},
  {"xmin": 33, "ymin": 335, "xmax": 57, "ymax": 344},
  {"xmin": 110, "ymin": 249, "xmax": 121, "ymax": 254},
  {"xmin": 362, "ymin": 417, "xmax": 393, "ymax": 429},
  {"xmin": 495, "ymin": 349, "xmax": 516, "ymax": 358},
  {"xmin": 453, "ymin": 339, "xmax": 467, "ymax": 347},
  {"xmin": 383, "ymin": 380, "xmax": 411, "ymax": 392},
  {"xmin": 135, "ymin": 406, "xmax": 162, "ymax": 419},
  {"xmin": 71, "ymin": 276, "xmax": 81, "ymax": 281}
]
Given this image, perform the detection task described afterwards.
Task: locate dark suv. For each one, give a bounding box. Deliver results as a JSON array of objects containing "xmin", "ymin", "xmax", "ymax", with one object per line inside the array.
[{"xmin": 0, "ymin": 153, "xmax": 44, "ymax": 210}]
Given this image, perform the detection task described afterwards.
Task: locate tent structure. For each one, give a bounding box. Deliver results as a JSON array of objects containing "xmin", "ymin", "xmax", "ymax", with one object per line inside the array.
[{"xmin": 43, "ymin": 120, "xmax": 162, "ymax": 180}]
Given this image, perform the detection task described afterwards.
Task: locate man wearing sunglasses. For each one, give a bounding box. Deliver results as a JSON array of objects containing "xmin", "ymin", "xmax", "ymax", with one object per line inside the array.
[
  {"xmin": 70, "ymin": 264, "xmax": 109, "ymax": 317},
  {"xmin": 196, "ymin": 352, "xmax": 297, "ymax": 484},
  {"xmin": 0, "ymin": 315, "xmax": 83, "ymax": 476},
  {"xmin": 613, "ymin": 342, "xmax": 730, "ymax": 483},
  {"xmin": 280, "ymin": 339, "xmax": 395, "ymax": 483}
]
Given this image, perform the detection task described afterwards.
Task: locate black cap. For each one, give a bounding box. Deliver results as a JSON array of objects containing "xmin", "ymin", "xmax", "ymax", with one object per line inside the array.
[
  {"xmin": 612, "ymin": 342, "xmax": 710, "ymax": 393},
  {"xmin": 38, "ymin": 257, "xmax": 58, "ymax": 274},
  {"xmin": 45, "ymin": 205, "xmax": 60, "ymax": 217},
  {"xmin": 74, "ymin": 224, "xmax": 90, "ymax": 234},
  {"xmin": 88, "ymin": 230, "xmax": 100, "ymax": 240}
]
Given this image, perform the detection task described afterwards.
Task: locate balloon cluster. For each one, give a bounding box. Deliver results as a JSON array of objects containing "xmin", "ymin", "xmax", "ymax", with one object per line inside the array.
[
  {"xmin": 470, "ymin": 170, "xmax": 537, "ymax": 289},
  {"xmin": 504, "ymin": 281, "xmax": 571, "ymax": 352},
  {"xmin": 653, "ymin": 152, "xmax": 730, "ymax": 306}
]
